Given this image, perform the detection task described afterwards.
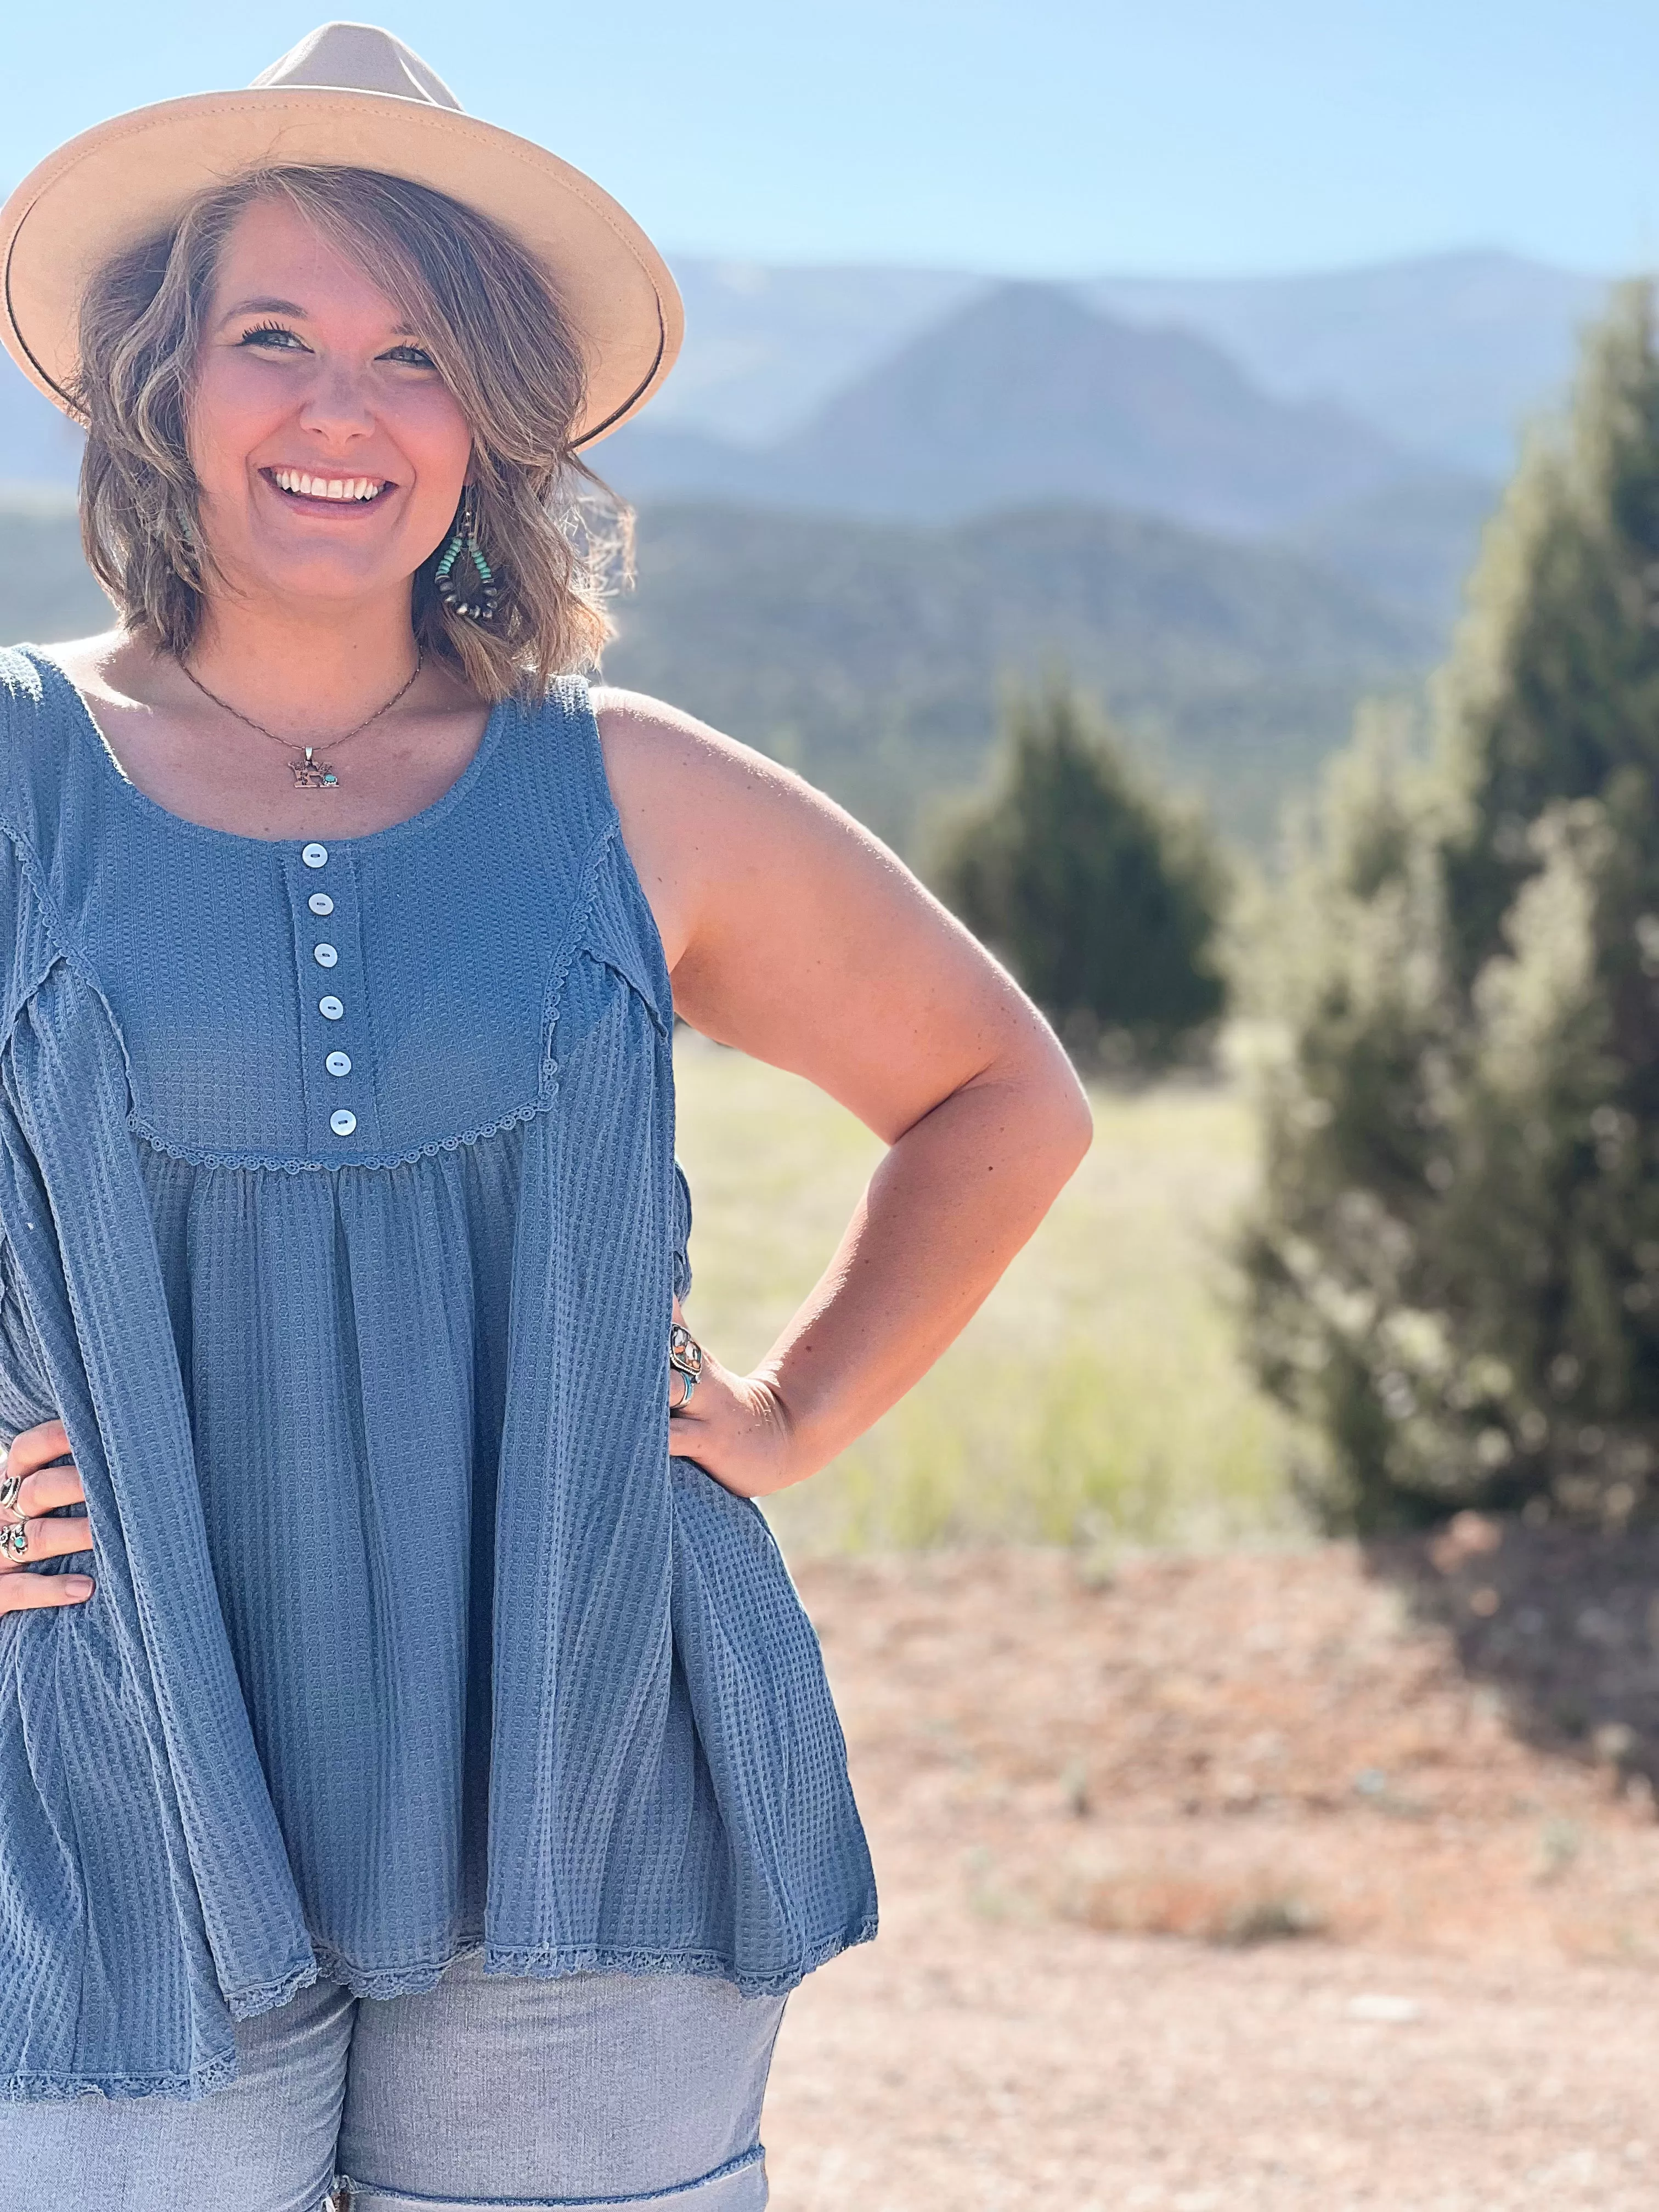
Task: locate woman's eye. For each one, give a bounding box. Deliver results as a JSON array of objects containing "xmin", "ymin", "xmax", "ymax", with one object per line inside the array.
[
  {"xmin": 382, "ymin": 343, "xmax": 437, "ymax": 368},
  {"xmin": 237, "ymin": 323, "xmax": 308, "ymax": 352}
]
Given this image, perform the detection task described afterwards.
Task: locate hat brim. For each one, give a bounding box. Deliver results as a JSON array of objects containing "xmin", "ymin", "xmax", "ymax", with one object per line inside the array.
[{"xmin": 0, "ymin": 87, "xmax": 682, "ymax": 449}]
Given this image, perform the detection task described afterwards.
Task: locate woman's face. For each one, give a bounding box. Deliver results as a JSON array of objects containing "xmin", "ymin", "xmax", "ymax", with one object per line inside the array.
[{"xmin": 187, "ymin": 195, "xmax": 473, "ymax": 619}]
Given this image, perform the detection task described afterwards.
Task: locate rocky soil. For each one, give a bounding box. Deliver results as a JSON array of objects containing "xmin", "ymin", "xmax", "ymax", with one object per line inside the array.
[{"xmin": 763, "ymin": 1527, "xmax": 1659, "ymax": 2209}]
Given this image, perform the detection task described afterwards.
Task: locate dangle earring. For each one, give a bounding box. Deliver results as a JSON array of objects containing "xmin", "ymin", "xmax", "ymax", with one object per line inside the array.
[{"xmin": 435, "ymin": 485, "xmax": 500, "ymax": 622}]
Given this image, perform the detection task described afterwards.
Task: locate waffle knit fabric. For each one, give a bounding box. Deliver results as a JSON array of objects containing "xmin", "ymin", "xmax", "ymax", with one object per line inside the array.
[{"xmin": 0, "ymin": 647, "xmax": 877, "ymax": 2102}]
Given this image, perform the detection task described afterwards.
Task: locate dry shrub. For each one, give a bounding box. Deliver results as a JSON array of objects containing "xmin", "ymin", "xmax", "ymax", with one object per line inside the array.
[{"xmin": 1070, "ymin": 1864, "xmax": 1327, "ymax": 1947}]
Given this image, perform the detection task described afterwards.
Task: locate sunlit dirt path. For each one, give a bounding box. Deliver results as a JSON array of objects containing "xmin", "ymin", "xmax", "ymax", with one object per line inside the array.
[{"xmin": 763, "ymin": 1547, "xmax": 1659, "ymax": 2209}]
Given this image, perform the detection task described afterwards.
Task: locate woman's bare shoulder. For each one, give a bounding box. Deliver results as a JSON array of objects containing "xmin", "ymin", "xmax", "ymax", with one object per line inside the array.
[
  {"xmin": 0, "ymin": 630, "xmax": 121, "ymax": 742},
  {"xmin": 16, "ymin": 630, "xmax": 153, "ymax": 715},
  {"xmin": 588, "ymin": 683, "xmax": 889, "ymax": 856},
  {"xmin": 589, "ymin": 684, "xmax": 869, "ymax": 964},
  {"xmin": 590, "ymin": 684, "xmax": 806, "ymax": 798}
]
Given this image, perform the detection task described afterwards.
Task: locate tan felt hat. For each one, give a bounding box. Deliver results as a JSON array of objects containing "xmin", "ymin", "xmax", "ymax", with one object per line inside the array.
[{"xmin": 0, "ymin": 20, "xmax": 683, "ymax": 448}]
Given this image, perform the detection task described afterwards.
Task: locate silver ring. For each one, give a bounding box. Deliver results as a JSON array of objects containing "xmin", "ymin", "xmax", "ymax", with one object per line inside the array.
[
  {"xmin": 669, "ymin": 1324, "xmax": 703, "ymax": 1418},
  {"xmin": 0, "ymin": 1471, "xmax": 24, "ymax": 1526},
  {"xmin": 0, "ymin": 1519, "xmax": 28, "ymax": 1560}
]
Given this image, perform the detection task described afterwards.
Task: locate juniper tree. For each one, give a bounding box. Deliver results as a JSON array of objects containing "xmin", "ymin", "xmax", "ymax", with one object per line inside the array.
[
  {"xmin": 1243, "ymin": 281, "xmax": 1659, "ymax": 1531},
  {"xmin": 934, "ymin": 679, "xmax": 1227, "ymax": 1069}
]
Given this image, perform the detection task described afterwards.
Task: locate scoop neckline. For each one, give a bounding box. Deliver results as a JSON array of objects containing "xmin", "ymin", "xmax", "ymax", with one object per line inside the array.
[{"xmin": 27, "ymin": 644, "xmax": 511, "ymax": 857}]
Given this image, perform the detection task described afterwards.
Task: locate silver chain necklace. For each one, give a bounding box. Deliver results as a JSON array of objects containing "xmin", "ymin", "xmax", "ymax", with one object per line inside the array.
[{"xmin": 176, "ymin": 652, "xmax": 424, "ymax": 790}]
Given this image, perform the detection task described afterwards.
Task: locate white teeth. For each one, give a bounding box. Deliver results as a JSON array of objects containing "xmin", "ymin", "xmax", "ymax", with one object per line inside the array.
[{"xmin": 272, "ymin": 469, "xmax": 386, "ymax": 501}]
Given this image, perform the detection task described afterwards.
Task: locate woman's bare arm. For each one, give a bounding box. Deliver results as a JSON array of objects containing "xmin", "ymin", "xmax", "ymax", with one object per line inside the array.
[{"xmin": 595, "ymin": 687, "xmax": 1094, "ymax": 1496}]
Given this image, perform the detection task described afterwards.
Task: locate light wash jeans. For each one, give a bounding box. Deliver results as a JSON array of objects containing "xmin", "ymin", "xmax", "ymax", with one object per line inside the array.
[{"xmin": 0, "ymin": 1949, "xmax": 787, "ymax": 2210}]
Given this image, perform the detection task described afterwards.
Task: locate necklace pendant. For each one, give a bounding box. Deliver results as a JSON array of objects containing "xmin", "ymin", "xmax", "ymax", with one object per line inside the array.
[{"xmin": 291, "ymin": 747, "xmax": 338, "ymax": 791}]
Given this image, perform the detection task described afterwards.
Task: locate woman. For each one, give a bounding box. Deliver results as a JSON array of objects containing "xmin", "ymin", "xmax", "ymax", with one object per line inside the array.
[{"xmin": 0, "ymin": 24, "xmax": 1090, "ymax": 2211}]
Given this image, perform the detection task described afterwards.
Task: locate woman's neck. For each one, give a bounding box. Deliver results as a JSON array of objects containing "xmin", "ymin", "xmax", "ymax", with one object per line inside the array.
[{"xmin": 185, "ymin": 591, "xmax": 425, "ymax": 726}]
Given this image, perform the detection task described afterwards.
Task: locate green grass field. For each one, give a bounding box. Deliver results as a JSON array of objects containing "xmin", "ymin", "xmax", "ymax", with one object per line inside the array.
[{"xmin": 673, "ymin": 1030, "xmax": 1316, "ymax": 1556}]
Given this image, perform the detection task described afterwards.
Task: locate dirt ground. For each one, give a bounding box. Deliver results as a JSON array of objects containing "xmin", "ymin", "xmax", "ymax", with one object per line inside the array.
[{"xmin": 762, "ymin": 1528, "xmax": 1659, "ymax": 2209}]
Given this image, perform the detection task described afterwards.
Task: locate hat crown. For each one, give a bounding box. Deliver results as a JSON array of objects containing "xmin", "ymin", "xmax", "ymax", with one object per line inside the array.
[{"xmin": 250, "ymin": 21, "xmax": 464, "ymax": 112}]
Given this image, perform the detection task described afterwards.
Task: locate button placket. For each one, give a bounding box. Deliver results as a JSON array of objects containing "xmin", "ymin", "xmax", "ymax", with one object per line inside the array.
[{"xmin": 287, "ymin": 843, "xmax": 374, "ymax": 1154}]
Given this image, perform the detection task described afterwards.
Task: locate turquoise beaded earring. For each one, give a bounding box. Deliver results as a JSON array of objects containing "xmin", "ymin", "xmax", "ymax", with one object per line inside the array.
[{"xmin": 434, "ymin": 485, "xmax": 499, "ymax": 622}]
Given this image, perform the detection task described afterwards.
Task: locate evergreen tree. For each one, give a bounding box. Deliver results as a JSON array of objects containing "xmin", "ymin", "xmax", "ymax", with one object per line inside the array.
[
  {"xmin": 1244, "ymin": 281, "xmax": 1659, "ymax": 1532},
  {"xmin": 934, "ymin": 679, "xmax": 1227, "ymax": 1068}
]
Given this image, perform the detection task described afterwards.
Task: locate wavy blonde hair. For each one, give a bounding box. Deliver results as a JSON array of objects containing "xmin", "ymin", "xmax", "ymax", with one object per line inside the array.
[{"xmin": 74, "ymin": 163, "xmax": 631, "ymax": 698}]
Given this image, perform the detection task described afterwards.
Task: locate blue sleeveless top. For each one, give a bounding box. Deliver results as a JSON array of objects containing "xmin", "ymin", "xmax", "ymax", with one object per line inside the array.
[{"xmin": 0, "ymin": 646, "xmax": 876, "ymax": 2102}]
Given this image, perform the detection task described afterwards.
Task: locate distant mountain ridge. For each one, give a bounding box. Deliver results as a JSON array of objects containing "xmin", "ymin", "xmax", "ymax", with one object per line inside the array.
[
  {"xmin": 602, "ymin": 283, "xmax": 1435, "ymax": 540},
  {"xmin": 647, "ymin": 247, "xmax": 1607, "ymax": 479},
  {"xmin": 1086, "ymin": 251, "xmax": 1609, "ymax": 479}
]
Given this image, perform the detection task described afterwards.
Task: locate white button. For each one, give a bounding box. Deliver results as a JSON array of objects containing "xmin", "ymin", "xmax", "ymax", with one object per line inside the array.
[
  {"xmin": 308, "ymin": 892, "xmax": 334, "ymax": 917},
  {"xmin": 318, "ymin": 996, "xmax": 344, "ymax": 1020},
  {"xmin": 302, "ymin": 843, "xmax": 328, "ymax": 869},
  {"xmin": 330, "ymin": 1110, "xmax": 357, "ymax": 1137},
  {"xmin": 313, "ymin": 943, "xmax": 338, "ymax": 968},
  {"xmin": 325, "ymin": 1051, "xmax": 352, "ymax": 1077}
]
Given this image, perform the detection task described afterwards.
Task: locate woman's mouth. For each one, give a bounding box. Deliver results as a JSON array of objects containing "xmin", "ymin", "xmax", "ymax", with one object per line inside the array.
[{"xmin": 264, "ymin": 467, "xmax": 393, "ymax": 507}]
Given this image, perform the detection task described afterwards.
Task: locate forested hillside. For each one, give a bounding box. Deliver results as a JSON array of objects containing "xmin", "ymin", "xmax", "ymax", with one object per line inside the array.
[{"xmin": 601, "ymin": 500, "xmax": 1431, "ymax": 848}]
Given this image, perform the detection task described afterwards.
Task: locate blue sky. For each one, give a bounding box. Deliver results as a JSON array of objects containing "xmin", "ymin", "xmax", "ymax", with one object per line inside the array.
[{"xmin": 7, "ymin": 2, "xmax": 1659, "ymax": 278}]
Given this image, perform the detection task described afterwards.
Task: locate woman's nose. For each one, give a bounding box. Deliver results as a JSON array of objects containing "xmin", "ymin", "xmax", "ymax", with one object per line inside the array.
[{"xmin": 295, "ymin": 360, "xmax": 377, "ymax": 443}]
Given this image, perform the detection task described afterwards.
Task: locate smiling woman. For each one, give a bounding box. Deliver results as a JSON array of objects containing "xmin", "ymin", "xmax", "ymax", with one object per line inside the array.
[
  {"xmin": 0, "ymin": 21, "xmax": 1090, "ymax": 2212},
  {"xmin": 77, "ymin": 163, "xmax": 613, "ymax": 703}
]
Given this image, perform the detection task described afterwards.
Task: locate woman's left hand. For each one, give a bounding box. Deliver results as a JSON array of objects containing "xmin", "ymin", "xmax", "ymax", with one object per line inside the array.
[{"xmin": 667, "ymin": 1300, "xmax": 793, "ymax": 1499}]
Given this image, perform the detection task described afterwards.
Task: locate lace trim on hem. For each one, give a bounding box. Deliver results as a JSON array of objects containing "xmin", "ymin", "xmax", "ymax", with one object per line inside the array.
[
  {"xmin": 223, "ymin": 1950, "xmax": 324, "ymax": 2021},
  {"xmin": 127, "ymin": 1094, "xmax": 551, "ymax": 1176},
  {"xmin": 0, "ymin": 2047, "xmax": 240, "ymax": 2102},
  {"xmin": 308, "ymin": 1917, "xmax": 879, "ymax": 2003}
]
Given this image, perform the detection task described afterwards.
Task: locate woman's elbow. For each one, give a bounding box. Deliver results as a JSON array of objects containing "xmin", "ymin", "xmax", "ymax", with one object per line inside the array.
[
  {"xmin": 1048, "ymin": 1059, "xmax": 1096, "ymax": 1183},
  {"xmin": 1015, "ymin": 1025, "xmax": 1094, "ymax": 1192}
]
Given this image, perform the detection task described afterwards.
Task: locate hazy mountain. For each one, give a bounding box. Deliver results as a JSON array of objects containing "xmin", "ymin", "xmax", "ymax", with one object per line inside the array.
[
  {"xmin": 641, "ymin": 250, "xmax": 1611, "ymax": 479},
  {"xmin": 602, "ymin": 283, "xmax": 1430, "ymax": 538},
  {"xmin": 648, "ymin": 260, "xmax": 983, "ymax": 444},
  {"xmin": 1088, "ymin": 251, "xmax": 1609, "ymax": 479},
  {"xmin": 0, "ymin": 490, "xmax": 1431, "ymax": 853}
]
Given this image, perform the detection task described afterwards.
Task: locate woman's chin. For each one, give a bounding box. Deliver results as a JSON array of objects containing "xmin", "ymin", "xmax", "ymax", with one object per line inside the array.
[{"xmin": 217, "ymin": 550, "xmax": 424, "ymax": 615}]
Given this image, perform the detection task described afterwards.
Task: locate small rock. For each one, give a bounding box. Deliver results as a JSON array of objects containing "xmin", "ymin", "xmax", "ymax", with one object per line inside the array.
[
  {"xmin": 1346, "ymin": 1993, "xmax": 1423, "ymax": 2024},
  {"xmin": 1594, "ymin": 1721, "xmax": 1637, "ymax": 1767}
]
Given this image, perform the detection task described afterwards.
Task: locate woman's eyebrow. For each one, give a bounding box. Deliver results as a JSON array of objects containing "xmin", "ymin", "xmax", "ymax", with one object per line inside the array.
[{"xmin": 219, "ymin": 296, "xmax": 310, "ymax": 320}]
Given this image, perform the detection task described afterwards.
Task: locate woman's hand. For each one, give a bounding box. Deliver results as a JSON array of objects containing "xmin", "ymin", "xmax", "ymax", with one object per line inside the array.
[
  {"xmin": 0, "ymin": 1419, "xmax": 94, "ymax": 1611},
  {"xmin": 667, "ymin": 1301, "xmax": 794, "ymax": 1499}
]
